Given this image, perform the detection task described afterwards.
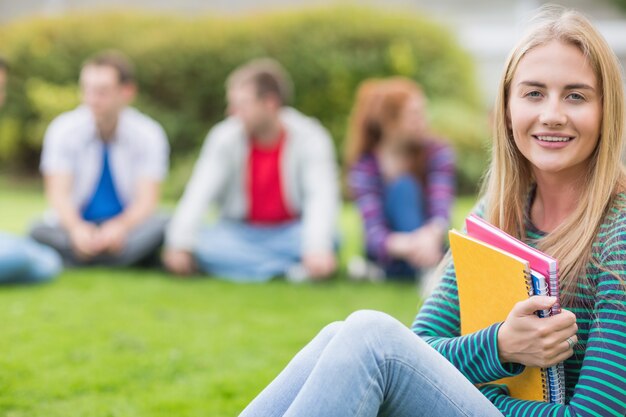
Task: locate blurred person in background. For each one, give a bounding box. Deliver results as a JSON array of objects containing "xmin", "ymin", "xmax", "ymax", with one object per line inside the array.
[
  {"xmin": 30, "ymin": 50, "xmax": 170, "ymax": 267},
  {"xmin": 345, "ymin": 77, "xmax": 456, "ymax": 282},
  {"xmin": 163, "ymin": 58, "xmax": 339, "ymax": 282},
  {"xmin": 0, "ymin": 56, "xmax": 62, "ymax": 283}
]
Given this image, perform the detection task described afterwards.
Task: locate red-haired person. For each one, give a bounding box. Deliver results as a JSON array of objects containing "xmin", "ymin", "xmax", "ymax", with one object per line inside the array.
[{"xmin": 345, "ymin": 77, "xmax": 456, "ymax": 281}]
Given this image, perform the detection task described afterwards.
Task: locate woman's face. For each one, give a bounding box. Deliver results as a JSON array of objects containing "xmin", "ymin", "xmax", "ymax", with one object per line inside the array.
[
  {"xmin": 392, "ymin": 93, "xmax": 428, "ymax": 144},
  {"xmin": 507, "ymin": 40, "xmax": 602, "ymax": 180}
]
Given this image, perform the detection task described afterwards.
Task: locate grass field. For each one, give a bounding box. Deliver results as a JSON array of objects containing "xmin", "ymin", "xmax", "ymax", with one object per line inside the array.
[{"xmin": 0, "ymin": 180, "xmax": 475, "ymax": 417}]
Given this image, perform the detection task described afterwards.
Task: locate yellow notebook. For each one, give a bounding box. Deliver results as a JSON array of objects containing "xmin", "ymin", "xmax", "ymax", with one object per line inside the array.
[{"xmin": 449, "ymin": 229, "xmax": 548, "ymax": 401}]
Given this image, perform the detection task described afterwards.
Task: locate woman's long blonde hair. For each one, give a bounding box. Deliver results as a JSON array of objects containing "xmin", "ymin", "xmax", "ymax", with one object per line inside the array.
[{"xmin": 484, "ymin": 7, "xmax": 626, "ymax": 306}]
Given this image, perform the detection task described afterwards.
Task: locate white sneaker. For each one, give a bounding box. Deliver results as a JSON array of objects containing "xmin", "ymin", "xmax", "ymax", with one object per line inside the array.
[{"xmin": 347, "ymin": 257, "xmax": 386, "ymax": 283}]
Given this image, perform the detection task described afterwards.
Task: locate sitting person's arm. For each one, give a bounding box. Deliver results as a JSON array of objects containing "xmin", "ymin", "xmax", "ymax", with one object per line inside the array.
[
  {"xmin": 413, "ymin": 250, "xmax": 626, "ymax": 416},
  {"xmin": 395, "ymin": 140, "xmax": 455, "ymax": 268},
  {"xmin": 479, "ymin": 217, "xmax": 626, "ymax": 415},
  {"xmin": 40, "ymin": 114, "xmax": 107, "ymax": 259},
  {"xmin": 163, "ymin": 122, "xmax": 232, "ymax": 275},
  {"xmin": 295, "ymin": 113, "xmax": 340, "ymax": 279},
  {"xmin": 413, "ymin": 254, "xmax": 574, "ymax": 385},
  {"xmin": 412, "ymin": 259, "xmax": 526, "ymax": 384},
  {"xmin": 44, "ymin": 173, "xmax": 101, "ymax": 258}
]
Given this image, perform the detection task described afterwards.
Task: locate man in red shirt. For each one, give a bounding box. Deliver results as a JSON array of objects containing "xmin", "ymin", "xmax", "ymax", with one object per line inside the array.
[{"xmin": 163, "ymin": 59, "xmax": 339, "ymax": 282}]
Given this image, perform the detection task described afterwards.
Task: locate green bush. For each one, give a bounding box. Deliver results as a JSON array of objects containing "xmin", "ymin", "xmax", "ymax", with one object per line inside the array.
[
  {"xmin": 428, "ymin": 99, "xmax": 490, "ymax": 193},
  {"xmin": 0, "ymin": 7, "xmax": 489, "ymax": 195},
  {"xmin": 609, "ymin": 0, "xmax": 626, "ymax": 12}
]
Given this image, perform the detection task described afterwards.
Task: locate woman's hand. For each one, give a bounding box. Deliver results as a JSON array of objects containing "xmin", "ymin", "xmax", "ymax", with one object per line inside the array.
[
  {"xmin": 386, "ymin": 223, "xmax": 444, "ymax": 268},
  {"xmin": 497, "ymin": 296, "xmax": 578, "ymax": 368},
  {"xmin": 406, "ymin": 223, "xmax": 444, "ymax": 267}
]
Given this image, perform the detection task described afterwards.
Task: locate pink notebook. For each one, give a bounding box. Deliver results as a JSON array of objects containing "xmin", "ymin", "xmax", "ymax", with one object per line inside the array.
[{"xmin": 465, "ymin": 214, "xmax": 560, "ymax": 314}]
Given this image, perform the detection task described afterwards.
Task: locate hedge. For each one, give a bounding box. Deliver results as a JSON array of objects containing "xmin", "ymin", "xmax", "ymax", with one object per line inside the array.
[{"xmin": 0, "ymin": 7, "xmax": 490, "ymax": 195}]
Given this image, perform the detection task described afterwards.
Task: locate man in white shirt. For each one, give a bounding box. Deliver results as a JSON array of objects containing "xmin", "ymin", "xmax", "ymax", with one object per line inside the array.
[
  {"xmin": 0, "ymin": 57, "xmax": 62, "ymax": 283},
  {"xmin": 163, "ymin": 58, "xmax": 339, "ymax": 282},
  {"xmin": 30, "ymin": 51, "xmax": 170, "ymax": 266}
]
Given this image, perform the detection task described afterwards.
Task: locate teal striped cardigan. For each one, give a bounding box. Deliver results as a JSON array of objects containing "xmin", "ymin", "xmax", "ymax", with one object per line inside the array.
[{"xmin": 412, "ymin": 197, "xmax": 626, "ymax": 417}]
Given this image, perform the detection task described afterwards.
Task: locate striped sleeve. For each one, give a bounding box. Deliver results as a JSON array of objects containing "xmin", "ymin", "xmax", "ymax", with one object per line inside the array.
[
  {"xmin": 480, "ymin": 211, "xmax": 626, "ymax": 417},
  {"xmin": 347, "ymin": 155, "xmax": 391, "ymax": 262},
  {"xmin": 424, "ymin": 140, "xmax": 456, "ymax": 224},
  {"xmin": 412, "ymin": 259, "xmax": 524, "ymax": 384}
]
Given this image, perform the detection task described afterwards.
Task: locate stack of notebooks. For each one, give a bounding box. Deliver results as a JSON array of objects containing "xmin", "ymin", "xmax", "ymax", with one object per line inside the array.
[{"xmin": 449, "ymin": 214, "xmax": 565, "ymax": 404}]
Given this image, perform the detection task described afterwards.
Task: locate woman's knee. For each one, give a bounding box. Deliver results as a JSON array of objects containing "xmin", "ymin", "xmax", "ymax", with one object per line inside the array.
[
  {"xmin": 388, "ymin": 174, "xmax": 423, "ymax": 198},
  {"xmin": 344, "ymin": 310, "xmax": 407, "ymax": 342},
  {"xmin": 298, "ymin": 321, "xmax": 343, "ymax": 357},
  {"xmin": 342, "ymin": 310, "xmax": 434, "ymax": 369},
  {"xmin": 318, "ymin": 320, "xmax": 343, "ymax": 340}
]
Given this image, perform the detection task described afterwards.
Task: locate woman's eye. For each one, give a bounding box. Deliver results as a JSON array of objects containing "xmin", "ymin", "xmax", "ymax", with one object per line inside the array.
[
  {"xmin": 526, "ymin": 90, "xmax": 542, "ymax": 98},
  {"xmin": 567, "ymin": 92, "xmax": 585, "ymax": 101}
]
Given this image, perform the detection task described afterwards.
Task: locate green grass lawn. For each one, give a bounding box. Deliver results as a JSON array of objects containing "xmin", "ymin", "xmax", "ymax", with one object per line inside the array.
[{"xmin": 0, "ymin": 179, "xmax": 476, "ymax": 417}]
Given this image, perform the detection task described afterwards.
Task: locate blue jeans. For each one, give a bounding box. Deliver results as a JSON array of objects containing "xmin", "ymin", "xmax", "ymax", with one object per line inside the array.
[
  {"xmin": 194, "ymin": 220, "xmax": 302, "ymax": 282},
  {"xmin": 384, "ymin": 175, "xmax": 426, "ymax": 233},
  {"xmin": 240, "ymin": 310, "xmax": 504, "ymax": 417},
  {"xmin": 0, "ymin": 233, "xmax": 62, "ymax": 283},
  {"xmin": 378, "ymin": 175, "xmax": 426, "ymax": 278}
]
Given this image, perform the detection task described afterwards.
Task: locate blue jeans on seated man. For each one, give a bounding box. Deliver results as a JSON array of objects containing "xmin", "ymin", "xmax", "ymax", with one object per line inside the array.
[
  {"xmin": 239, "ymin": 310, "xmax": 504, "ymax": 417},
  {"xmin": 0, "ymin": 233, "xmax": 62, "ymax": 283},
  {"xmin": 194, "ymin": 219, "xmax": 302, "ymax": 282},
  {"xmin": 374, "ymin": 174, "xmax": 426, "ymax": 279}
]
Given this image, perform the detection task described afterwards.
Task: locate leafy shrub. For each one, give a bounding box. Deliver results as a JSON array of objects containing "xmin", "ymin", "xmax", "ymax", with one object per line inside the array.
[
  {"xmin": 0, "ymin": 7, "xmax": 488, "ymax": 195},
  {"xmin": 609, "ymin": 0, "xmax": 626, "ymax": 12}
]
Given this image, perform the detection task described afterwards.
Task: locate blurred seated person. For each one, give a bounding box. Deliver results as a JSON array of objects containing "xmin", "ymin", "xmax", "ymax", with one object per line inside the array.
[
  {"xmin": 30, "ymin": 50, "xmax": 169, "ymax": 267},
  {"xmin": 0, "ymin": 232, "xmax": 62, "ymax": 284},
  {"xmin": 345, "ymin": 77, "xmax": 456, "ymax": 281},
  {"xmin": 0, "ymin": 57, "xmax": 62, "ymax": 283},
  {"xmin": 163, "ymin": 58, "xmax": 339, "ymax": 282}
]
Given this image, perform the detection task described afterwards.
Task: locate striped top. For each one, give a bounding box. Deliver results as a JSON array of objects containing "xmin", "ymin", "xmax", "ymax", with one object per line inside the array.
[
  {"xmin": 347, "ymin": 139, "xmax": 455, "ymax": 263},
  {"xmin": 412, "ymin": 196, "xmax": 626, "ymax": 417}
]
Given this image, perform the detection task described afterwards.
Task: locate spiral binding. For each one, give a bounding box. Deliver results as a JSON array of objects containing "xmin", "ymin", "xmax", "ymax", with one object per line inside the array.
[
  {"xmin": 548, "ymin": 270, "xmax": 565, "ymax": 404},
  {"xmin": 548, "ymin": 266, "xmax": 566, "ymax": 404},
  {"xmin": 531, "ymin": 269, "xmax": 566, "ymax": 404}
]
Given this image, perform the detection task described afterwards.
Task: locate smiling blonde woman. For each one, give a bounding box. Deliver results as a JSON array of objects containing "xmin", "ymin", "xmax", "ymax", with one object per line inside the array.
[{"xmin": 240, "ymin": 7, "xmax": 626, "ymax": 417}]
